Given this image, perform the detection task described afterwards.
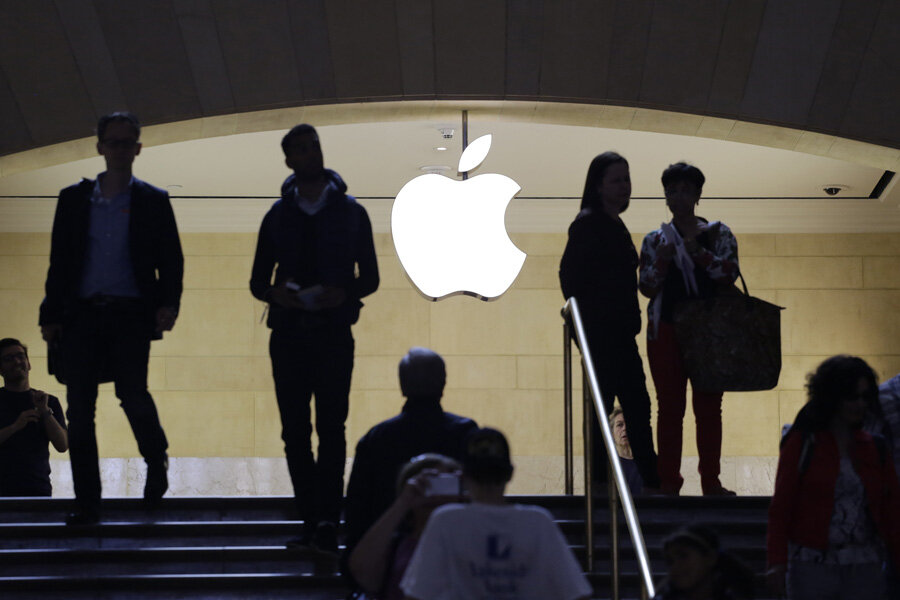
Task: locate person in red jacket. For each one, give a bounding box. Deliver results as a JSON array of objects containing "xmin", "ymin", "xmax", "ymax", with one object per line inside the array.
[{"xmin": 767, "ymin": 355, "xmax": 900, "ymax": 599}]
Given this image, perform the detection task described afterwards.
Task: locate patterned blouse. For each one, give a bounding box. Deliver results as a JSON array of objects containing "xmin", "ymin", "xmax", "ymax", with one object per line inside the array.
[
  {"xmin": 789, "ymin": 456, "xmax": 883, "ymax": 565},
  {"xmin": 638, "ymin": 220, "xmax": 740, "ymax": 340}
]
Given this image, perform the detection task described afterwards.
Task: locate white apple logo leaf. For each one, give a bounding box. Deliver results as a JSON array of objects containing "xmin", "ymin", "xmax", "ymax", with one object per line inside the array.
[{"xmin": 458, "ymin": 134, "xmax": 492, "ymax": 173}]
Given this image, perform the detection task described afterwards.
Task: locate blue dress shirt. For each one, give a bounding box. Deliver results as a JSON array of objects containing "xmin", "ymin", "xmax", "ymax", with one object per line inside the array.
[{"xmin": 79, "ymin": 175, "xmax": 141, "ymax": 298}]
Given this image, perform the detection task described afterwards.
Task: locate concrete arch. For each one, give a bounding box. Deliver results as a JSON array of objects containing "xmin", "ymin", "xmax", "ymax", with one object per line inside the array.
[
  {"xmin": 0, "ymin": 0, "xmax": 897, "ymax": 160},
  {"xmin": 2, "ymin": 100, "xmax": 898, "ymax": 179}
]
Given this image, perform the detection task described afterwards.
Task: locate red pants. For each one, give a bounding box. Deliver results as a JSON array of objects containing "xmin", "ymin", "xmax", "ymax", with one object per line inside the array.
[{"xmin": 648, "ymin": 321, "xmax": 724, "ymax": 494}]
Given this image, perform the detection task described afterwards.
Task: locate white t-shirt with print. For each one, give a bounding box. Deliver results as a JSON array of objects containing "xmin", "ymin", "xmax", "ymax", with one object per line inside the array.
[{"xmin": 400, "ymin": 502, "xmax": 592, "ymax": 600}]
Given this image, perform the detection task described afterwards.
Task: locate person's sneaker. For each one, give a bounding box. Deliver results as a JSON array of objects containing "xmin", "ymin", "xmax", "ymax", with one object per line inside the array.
[
  {"xmin": 311, "ymin": 521, "xmax": 338, "ymax": 555},
  {"xmin": 144, "ymin": 456, "xmax": 169, "ymax": 507}
]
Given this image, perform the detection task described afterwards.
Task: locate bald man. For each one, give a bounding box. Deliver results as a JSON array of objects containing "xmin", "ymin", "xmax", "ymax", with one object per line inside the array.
[{"xmin": 343, "ymin": 347, "xmax": 478, "ymax": 563}]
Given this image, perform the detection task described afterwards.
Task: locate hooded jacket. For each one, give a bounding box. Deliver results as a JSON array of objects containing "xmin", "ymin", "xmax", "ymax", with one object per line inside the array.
[{"xmin": 250, "ymin": 169, "xmax": 378, "ymax": 329}]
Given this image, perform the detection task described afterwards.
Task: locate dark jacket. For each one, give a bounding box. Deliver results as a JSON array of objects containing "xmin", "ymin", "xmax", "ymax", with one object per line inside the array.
[
  {"xmin": 767, "ymin": 428, "xmax": 900, "ymax": 569},
  {"xmin": 249, "ymin": 169, "xmax": 378, "ymax": 328},
  {"xmin": 343, "ymin": 398, "xmax": 478, "ymax": 554},
  {"xmin": 559, "ymin": 208, "xmax": 642, "ymax": 337},
  {"xmin": 40, "ymin": 176, "xmax": 184, "ymax": 334}
]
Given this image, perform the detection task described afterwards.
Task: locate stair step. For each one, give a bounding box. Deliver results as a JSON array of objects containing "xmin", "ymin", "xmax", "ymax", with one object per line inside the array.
[
  {"xmin": 0, "ymin": 494, "xmax": 771, "ymax": 521},
  {"xmin": 0, "ymin": 573, "xmax": 350, "ymax": 599},
  {"xmin": 0, "ymin": 546, "xmax": 338, "ymax": 576},
  {"xmin": 0, "ymin": 521, "xmax": 308, "ymax": 549},
  {"xmin": 0, "ymin": 497, "xmax": 297, "ymax": 524},
  {"xmin": 0, "ymin": 494, "xmax": 774, "ymax": 600}
]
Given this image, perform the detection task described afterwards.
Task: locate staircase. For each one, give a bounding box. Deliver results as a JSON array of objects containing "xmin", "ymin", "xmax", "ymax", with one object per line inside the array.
[
  {"xmin": 0, "ymin": 495, "xmax": 771, "ymax": 599},
  {"xmin": 571, "ymin": 495, "xmax": 771, "ymax": 597}
]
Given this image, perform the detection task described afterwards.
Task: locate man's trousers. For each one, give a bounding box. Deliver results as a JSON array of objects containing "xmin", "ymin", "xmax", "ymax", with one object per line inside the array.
[
  {"xmin": 269, "ymin": 324, "xmax": 354, "ymax": 525},
  {"xmin": 63, "ymin": 301, "xmax": 168, "ymax": 513}
]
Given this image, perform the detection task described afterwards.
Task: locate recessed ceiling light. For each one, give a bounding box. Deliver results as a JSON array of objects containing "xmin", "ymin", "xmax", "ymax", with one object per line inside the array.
[
  {"xmin": 419, "ymin": 165, "xmax": 451, "ymax": 173},
  {"xmin": 434, "ymin": 146, "xmax": 448, "ymax": 152}
]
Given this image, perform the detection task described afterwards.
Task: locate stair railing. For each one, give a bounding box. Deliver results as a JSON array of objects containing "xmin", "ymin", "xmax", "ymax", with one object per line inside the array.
[{"xmin": 562, "ymin": 297, "xmax": 655, "ymax": 600}]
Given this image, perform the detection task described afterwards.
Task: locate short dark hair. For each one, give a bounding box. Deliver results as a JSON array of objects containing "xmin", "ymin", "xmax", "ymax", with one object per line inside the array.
[
  {"xmin": 0, "ymin": 338, "xmax": 27, "ymax": 358},
  {"xmin": 462, "ymin": 428, "xmax": 514, "ymax": 485},
  {"xmin": 661, "ymin": 162, "xmax": 705, "ymax": 193},
  {"xmin": 663, "ymin": 524, "xmax": 720, "ymax": 555},
  {"xmin": 97, "ymin": 112, "xmax": 141, "ymax": 141},
  {"xmin": 281, "ymin": 124, "xmax": 319, "ymax": 156},
  {"xmin": 398, "ymin": 347, "xmax": 446, "ymax": 399},
  {"xmin": 804, "ymin": 355, "xmax": 880, "ymax": 429},
  {"xmin": 661, "ymin": 524, "xmax": 756, "ymax": 599},
  {"xmin": 580, "ymin": 151, "xmax": 629, "ymax": 211}
]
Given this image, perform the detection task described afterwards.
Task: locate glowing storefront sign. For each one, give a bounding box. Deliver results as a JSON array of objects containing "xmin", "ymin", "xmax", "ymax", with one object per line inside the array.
[{"xmin": 391, "ymin": 134, "xmax": 527, "ymax": 301}]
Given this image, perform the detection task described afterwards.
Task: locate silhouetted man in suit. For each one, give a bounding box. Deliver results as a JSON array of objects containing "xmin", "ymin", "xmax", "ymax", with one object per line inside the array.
[{"xmin": 40, "ymin": 112, "xmax": 183, "ymax": 525}]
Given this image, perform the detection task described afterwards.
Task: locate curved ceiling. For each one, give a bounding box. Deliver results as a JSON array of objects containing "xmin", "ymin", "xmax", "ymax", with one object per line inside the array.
[
  {"xmin": 2, "ymin": 109, "xmax": 898, "ymax": 235},
  {"xmin": 0, "ymin": 0, "xmax": 897, "ymax": 158}
]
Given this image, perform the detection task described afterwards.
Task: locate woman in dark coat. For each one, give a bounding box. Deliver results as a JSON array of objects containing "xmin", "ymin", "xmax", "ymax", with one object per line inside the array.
[{"xmin": 559, "ymin": 151, "xmax": 660, "ymax": 491}]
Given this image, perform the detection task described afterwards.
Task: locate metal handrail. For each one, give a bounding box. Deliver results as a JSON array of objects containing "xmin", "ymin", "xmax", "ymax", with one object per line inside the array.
[{"xmin": 562, "ymin": 297, "xmax": 655, "ymax": 600}]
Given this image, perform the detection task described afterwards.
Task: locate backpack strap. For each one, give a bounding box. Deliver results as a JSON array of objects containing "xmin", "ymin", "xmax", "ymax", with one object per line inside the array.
[{"xmin": 797, "ymin": 431, "xmax": 815, "ymax": 479}]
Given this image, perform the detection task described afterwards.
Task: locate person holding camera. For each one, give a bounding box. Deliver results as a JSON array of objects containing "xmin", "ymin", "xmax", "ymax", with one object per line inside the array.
[
  {"xmin": 0, "ymin": 338, "xmax": 68, "ymax": 497},
  {"xmin": 401, "ymin": 428, "xmax": 592, "ymax": 600},
  {"xmin": 348, "ymin": 453, "xmax": 461, "ymax": 599}
]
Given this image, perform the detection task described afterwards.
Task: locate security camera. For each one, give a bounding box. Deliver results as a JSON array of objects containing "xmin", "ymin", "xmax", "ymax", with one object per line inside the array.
[
  {"xmin": 822, "ymin": 185, "xmax": 845, "ymax": 196},
  {"xmin": 438, "ymin": 128, "xmax": 455, "ymax": 139}
]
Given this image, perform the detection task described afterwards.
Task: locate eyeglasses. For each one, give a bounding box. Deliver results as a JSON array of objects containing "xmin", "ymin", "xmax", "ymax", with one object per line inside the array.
[{"xmin": 101, "ymin": 138, "xmax": 139, "ymax": 149}]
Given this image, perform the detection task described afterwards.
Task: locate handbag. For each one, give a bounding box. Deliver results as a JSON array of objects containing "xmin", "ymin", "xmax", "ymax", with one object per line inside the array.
[{"xmin": 672, "ymin": 272, "xmax": 784, "ymax": 392}]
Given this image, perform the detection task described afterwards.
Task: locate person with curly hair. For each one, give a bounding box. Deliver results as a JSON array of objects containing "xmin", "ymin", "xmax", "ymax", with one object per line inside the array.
[{"xmin": 767, "ymin": 355, "xmax": 900, "ymax": 599}]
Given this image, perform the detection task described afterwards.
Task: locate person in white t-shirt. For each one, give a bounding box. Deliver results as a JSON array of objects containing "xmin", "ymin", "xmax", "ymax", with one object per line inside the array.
[{"xmin": 400, "ymin": 427, "xmax": 592, "ymax": 600}]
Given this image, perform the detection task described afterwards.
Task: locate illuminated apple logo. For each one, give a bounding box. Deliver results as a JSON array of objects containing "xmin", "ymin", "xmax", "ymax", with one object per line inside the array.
[{"xmin": 391, "ymin": 134, "xmax": 527, "ymax": 301}]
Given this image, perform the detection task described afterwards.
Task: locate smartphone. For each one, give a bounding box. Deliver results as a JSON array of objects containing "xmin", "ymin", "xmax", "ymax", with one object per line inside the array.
[
  {"xmin": 284, "ymin": 282, "xmax": 323, "ymax": 310},
  {"xmin": 424, "ymin": 472, "xmax": 460, "ymax": 497}
]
